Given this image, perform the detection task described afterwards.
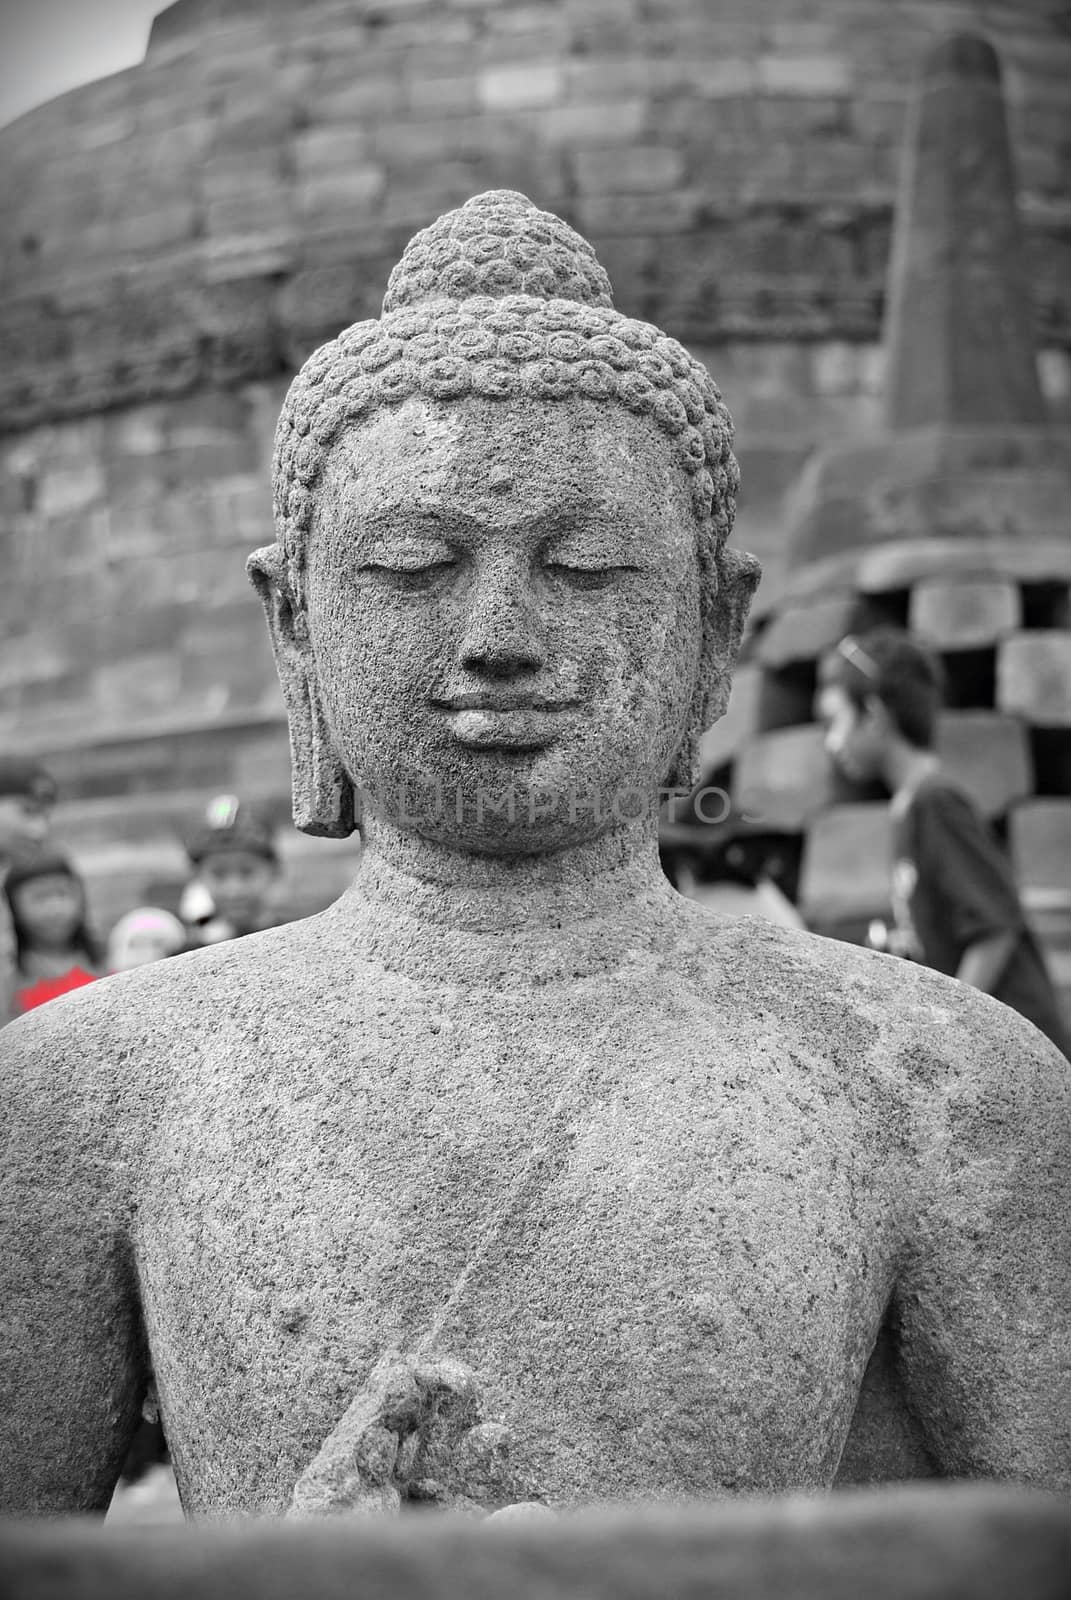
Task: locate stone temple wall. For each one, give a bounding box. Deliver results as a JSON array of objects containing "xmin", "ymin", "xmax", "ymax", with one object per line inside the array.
[{"xmin": 1, "ymin": 0, "xmax": 1068, "ymax": 923}]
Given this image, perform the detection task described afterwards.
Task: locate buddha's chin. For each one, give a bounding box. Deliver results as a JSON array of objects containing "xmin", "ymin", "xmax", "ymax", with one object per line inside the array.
[
  {"xmin": 401, "ymin": 810, "xmax": 617, "ymax": 859},
  {"xmin": 357, "ymin": 755, "xmax": 642, "ymax": 856}
]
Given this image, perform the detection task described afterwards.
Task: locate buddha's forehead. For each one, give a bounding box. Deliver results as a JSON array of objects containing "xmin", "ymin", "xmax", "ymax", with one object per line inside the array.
[{"xmin": 319, "ymin": 394, "xmax": 691, "ymax": 534}]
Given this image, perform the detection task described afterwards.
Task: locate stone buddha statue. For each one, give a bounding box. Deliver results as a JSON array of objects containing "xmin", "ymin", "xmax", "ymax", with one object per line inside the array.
[{"xmin": 2, "ymin": 193, "xmax": 1068, "ymax": 1518}]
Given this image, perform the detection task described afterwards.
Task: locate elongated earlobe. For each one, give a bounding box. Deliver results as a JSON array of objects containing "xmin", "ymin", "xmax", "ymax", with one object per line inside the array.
[
  {"xmin": 670, "ymin": 544, "xmax": 761, "ymax": 790},
  {"xmin": 247, "ymin": 544, "xmax": 356, "ymax": 839}
]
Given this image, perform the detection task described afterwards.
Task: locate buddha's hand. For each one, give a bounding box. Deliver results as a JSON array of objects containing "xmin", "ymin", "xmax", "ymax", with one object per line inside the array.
[{"xmin": 286, "ymin": 1349, "xmax": 533, "ymax": 1517}]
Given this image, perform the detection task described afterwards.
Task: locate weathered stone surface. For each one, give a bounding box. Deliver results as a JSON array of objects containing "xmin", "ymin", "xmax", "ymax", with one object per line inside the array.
[
  {"xmin": 799, "ymin": 803, "xmax": 892, "ymax": 923},
  {"xmin": 2, "ymin": 1487, "xmax": 1070, "ymax": 1600},
  {"xmin": 2, "ymin": 191, "xmax": 1069, "ymax": 1525},
  {"xmin": 908, "ymin": 576, "xmax": 1020, "ymax": 649},
  {"xmin": 997, "ymin": 632, "xmax": 1071, "ymax": 726}
]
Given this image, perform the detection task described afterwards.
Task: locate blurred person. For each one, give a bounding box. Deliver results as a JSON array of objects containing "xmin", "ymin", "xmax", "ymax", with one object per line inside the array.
[
  {"xmin": 0, "ymin": 757, "xmax": 56, "ymax": 1025},
  {"xmin": 5, "ymin": 851, "xmax": 101, "ymax": 1015},
  {"xmin": 182, "ymin": 793, "xmax": 281, "ymax": 945},
  {"xmin": 818, "ymin": 627, "xmax": 1069, "ymax": 1059},
  {"xmin": 107, "ymin": 907, "xmax": 186, "ymax": 972}
]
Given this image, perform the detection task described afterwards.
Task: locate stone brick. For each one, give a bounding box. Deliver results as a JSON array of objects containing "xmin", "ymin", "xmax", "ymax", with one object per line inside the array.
[
  {"xmin": 369, "ymin": 116, "xmax": 488, "ymax": 164},
  {"xmin": 43, "ymin": 511, "xmax": 107, "ymax": 571},
  {"xmin": 732, "ymin": 723, "xmax": 834, "ymax": 831},
  {"xmin": 697, "ymin": 664, "xmax": 764, "ymax": 775},
  {"xmin": 688, "ymin": 57, "xmax": 758, "ymax": 98},
  {"xmin": 936, "ymin": 711, "xmax": 1033, "ymax": 816},
  {"xmin": 477, "ymin": 63, "xmax": 564, "ymax": 111},
  {"xmin": 36, "ymin": 460, "xmax": 105, "ymax": 518},
  {"xmin": 799, "ymin": 803, "xmax": 892, "ymax": 923},
  {"xmin": 298, "ymin": 166, "xmax": 387, "ymax": 216},
  {"xmin": 405, "ymin": 73, "xmax": 479, "ymax": 115},
  {"xmin": 756, "ymin": 594, "xmax": 860, "ymax": 669},
  {"xmin": 231, "ymin": 729, "xmax": 297, "ymax": 793},
  {"xmin": 578, "ymin": 189, "xmax": 705, "ymax": 236},
  {"xmin": 94, "ymin": 652, "xmax": 184, "ymax": 720},
  {"xmin": 201, "ymin": 157, "xmax": 284, "ymax": 202},
  {"xmin": 107, "ymin": 202, "xmax": 199, "ymax": 253},
  {"xmin": 757, "ymin": 54, "xmax": 851, "ymax": 96},
  {"xmin": 0, "ymin": 630, "xmax": 75, "ymax": 696},
  {"xmin": 574, "ymin": 145, "xmax": 685, "ymax": 194},
  {"xmin": 539, "ymin": 100, "xmax": 648, "ymax": 145},
  {"xmin": 1038, "ymin": 348, "xmax": 1071, "ymax": 406},
  {"xmin": 205, "ymin": 193, "xmax": 296, "ymax": 238},
  {"xmin": 110, "ymin": 407, "xmax": 168, "ymax": 456},
  {"xmin": 1010, "ymin": 799, "xmax": 1071, "ymax": 895},
  {"xmin": 312, "ymin": 78, "xmax": 408, "ymax": 121},
  {"xmin": 908, "ymin": 577, "xmax": 1021, "ymax": 649},
  {"xmin": 997, "ymin": 632, "xmax": 1071, "ymax": 726},
  {"xmin": 292, "ymin": 127, "xmax": 371, "ymax": 176},
  {"xmin": 102, "ymin": 496, "xmax": 171, "ymax": 560}
]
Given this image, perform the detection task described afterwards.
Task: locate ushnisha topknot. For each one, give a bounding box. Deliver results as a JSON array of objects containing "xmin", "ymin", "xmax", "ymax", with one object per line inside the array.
[{"xmin": 270, "ymin": 191, "xmax": 740, "ymax": 609}]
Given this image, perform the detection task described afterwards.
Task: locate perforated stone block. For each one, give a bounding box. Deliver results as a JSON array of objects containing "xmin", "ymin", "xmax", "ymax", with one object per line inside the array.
[
  {"xmin": 908, "ymin": 577, "xmax": 1020, "ymax": 649},
  {"xmin": 799, "ymin": 803, "xmax": 892, "ymax": 924},
  {"xmin": 936, "ymin": 711, "xmax": 1032, "ymax": 816},
  {"xmin": 1009, "ymin": 799, "xmax": 1071, "ymax": 895},
  {"xmin": 732, "ymin": 723, "xmax": 834, "ymax": 831},
  {"xmin": 757, "ymin": 594, "xmax": 860, "ymax": 669},
  {"xmin": 997, "ymin": 632, "xmax": 1071, "ymax": 726}
]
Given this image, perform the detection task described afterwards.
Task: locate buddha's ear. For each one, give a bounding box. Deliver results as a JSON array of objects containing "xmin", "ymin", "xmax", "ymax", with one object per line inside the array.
[
  {"xmin": 247, "ymin": 544, "xmax": 356, "ymax": 839},
  {"xmin": 669, "ymin": 543, "xmax": 761, "ymax": 791},
  {"xmin": 702, "ymin": 545, "xmax": 761, "ymax": 725}
]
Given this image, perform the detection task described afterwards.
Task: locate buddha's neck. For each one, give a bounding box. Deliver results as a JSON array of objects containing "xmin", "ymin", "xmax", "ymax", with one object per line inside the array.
[{"xmin": 333, "ymin": 821, "xmax": 679, "ymax": 983}]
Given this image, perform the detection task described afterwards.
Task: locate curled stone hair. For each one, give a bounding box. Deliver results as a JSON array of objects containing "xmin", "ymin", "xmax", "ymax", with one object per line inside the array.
[{"xmin": 271, "ymin": 190, "xmax": 741, "ymax": 613}]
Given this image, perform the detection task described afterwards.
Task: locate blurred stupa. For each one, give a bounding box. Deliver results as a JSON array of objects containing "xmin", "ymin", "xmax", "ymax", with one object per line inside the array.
[{"xmin": 698, "ymin": 34, "xmax": 1071, "ymax": 1009}]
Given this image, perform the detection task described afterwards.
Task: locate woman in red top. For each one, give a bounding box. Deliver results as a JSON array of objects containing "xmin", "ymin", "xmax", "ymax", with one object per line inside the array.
[{"xmin": 4, "ymin": 852, "xmax": 101, "ymax": 1015}]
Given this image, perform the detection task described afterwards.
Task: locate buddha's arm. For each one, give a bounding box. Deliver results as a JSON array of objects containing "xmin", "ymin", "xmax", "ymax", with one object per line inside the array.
[
  {"xmin": 0, "ymin": 1005, "xmax": 146, "ymax": 1512},
  {"xmin": 892, "ymin": 1003, "xmax": 1071, "ymax": 1490}
]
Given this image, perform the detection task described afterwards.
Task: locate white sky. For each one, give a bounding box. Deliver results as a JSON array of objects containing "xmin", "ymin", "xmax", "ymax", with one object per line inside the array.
[{"xmin": 0, "ymin": 0, "xmax": 162, "ymax": 127}]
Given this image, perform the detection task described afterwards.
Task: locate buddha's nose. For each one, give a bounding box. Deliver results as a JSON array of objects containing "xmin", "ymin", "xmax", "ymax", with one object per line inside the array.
[{"xmin": 458, "ymin": 563, "xmax": 546, "ymax": 677}]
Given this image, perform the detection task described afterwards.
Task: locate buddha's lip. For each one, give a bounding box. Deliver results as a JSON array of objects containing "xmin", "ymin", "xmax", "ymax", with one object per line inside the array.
[
  {"xmin": 440, "ymin": 704, "xmax": 575, "ymax": 751},
  {"xmin": 432, "ymin": 694, "xmax": 577, "ymax": 712}
]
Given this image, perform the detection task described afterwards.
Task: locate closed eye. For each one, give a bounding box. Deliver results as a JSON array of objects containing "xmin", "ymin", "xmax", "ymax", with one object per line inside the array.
[
  {"xmin": 543, "ymin": 562, "xmax": 641, "ymax": 591},
  {"xmin": 357, "ymin": 558, "xmax": 458, "ymax": 591}
]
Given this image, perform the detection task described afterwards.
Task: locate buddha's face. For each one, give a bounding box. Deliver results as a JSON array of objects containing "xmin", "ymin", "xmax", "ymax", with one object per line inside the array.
[{"xmin": 305, "ymin": 395, "xmax": 703, "ymax": 853}]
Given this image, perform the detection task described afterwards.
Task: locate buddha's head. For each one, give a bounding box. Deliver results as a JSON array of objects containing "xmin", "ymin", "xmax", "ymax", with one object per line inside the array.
[{"xmin": 249, "ymin": 192, "xmax": 759, "ymax": 856}]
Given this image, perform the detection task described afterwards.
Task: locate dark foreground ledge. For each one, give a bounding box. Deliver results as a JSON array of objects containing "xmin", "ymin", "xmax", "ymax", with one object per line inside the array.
[{"xmin": 2, "ymin": 1484, "xmax": 1069, "ymax": 1600}]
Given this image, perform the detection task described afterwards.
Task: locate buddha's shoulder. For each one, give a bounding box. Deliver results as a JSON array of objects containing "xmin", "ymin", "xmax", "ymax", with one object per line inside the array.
[
  {"xmin": 680, "ymin": 909, "xmax": 1065, "ymax": 1082},
  {"xmin": 1, "ymin": 914, "xmax": 343, "ymax": 1075}
]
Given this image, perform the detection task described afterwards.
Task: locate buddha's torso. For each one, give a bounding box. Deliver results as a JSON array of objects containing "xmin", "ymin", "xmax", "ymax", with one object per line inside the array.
[{"xmin": 120, "ymin": 896, "xmax": 928, "ymax": 1516}]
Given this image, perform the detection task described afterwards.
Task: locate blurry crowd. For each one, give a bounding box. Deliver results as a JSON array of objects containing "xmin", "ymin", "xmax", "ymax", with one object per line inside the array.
[{"xmin": 0, "ymin": 770, "xmax": 284, "ymax": 1030}]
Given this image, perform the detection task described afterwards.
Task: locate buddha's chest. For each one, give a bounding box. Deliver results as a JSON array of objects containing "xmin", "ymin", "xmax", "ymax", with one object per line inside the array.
[{"xmin": 134, "ymin": 993, "xmax": 900, "ymax": 1510}]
